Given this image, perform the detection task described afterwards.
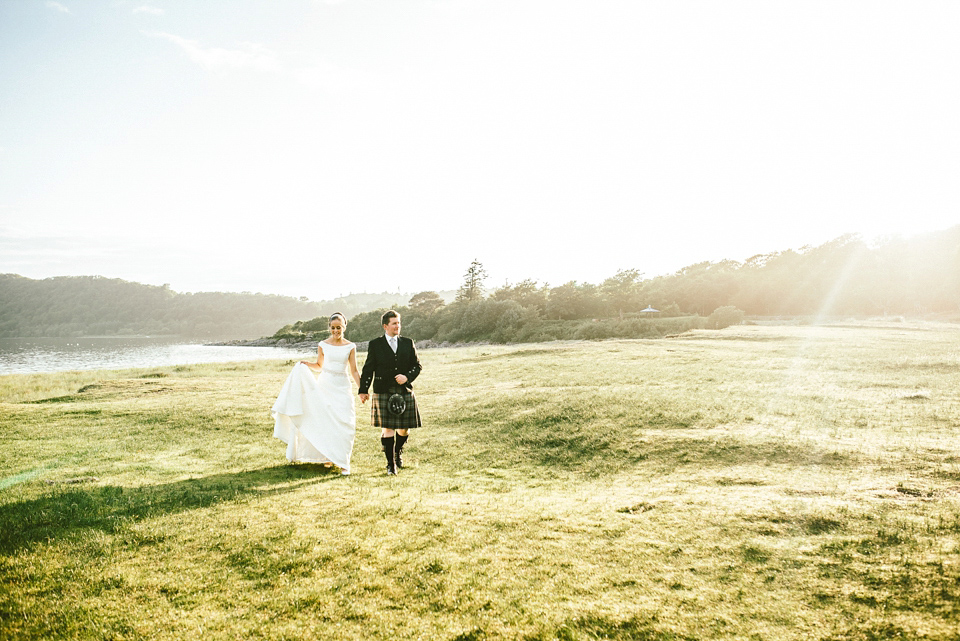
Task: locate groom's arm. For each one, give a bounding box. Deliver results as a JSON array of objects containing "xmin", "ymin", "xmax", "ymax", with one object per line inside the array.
[
  {"xmin": 359, "ymin": 343, "xmax": 377, "ymax": 394},
  {"xmin": 404, "ymin": 340, "xmax": 422, "ymax": 384}
]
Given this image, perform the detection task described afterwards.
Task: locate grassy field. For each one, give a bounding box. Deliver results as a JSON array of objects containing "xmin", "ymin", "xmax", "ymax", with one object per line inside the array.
[{"xmin": 2, "ymin": 322, "xmax": 959, "ymax": 640}]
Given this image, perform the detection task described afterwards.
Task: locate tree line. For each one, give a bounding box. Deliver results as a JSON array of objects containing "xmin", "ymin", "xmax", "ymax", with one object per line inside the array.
[
  {"xmin": 4, "ymin": 227, "xmax": 956, "ymax": 341},
  {"xmin": 0, "ymin": 274, "xmax": 415, "ymax": 338},
  {"xmin": 275, "ymin": 226, "xmax": 960, "ymax": 345}
]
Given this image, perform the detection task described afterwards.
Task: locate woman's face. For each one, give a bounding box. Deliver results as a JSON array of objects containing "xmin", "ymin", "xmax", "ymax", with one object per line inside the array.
[{"xmin": 329, "ymin": 319, "xmax": 344, "ymax": 338}]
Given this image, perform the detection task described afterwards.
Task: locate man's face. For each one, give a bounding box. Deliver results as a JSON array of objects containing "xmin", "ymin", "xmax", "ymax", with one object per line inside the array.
[{"xmin": 384, "ymin": 317, "xmax": 401, "ymax": 337}]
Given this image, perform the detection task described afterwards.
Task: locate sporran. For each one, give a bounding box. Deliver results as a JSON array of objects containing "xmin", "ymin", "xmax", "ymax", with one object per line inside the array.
[{"xmin": 387, "ymin": 392, "xmax": 407, "ymax": 416}]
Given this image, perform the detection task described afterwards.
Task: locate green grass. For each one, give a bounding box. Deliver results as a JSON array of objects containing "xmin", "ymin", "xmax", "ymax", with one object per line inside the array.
[{"xmin": 2, "ymin": 322, "xmax": 960, "ymax": 640}]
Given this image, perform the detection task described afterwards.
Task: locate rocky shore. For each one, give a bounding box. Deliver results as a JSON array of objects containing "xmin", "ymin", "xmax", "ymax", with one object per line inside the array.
[
  {"xmin": 206, "ymin": 337, "xmax": 340, "ymax": 350},
  {"xmin": 206, "ymin": 338, "xmax": 484, "ymax": 351}
]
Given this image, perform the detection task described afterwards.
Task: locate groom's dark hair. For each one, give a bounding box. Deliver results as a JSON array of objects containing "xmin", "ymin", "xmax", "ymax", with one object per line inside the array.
[{"xmin": 381, "ymin": 310, "xmax": 400, "ymax": 326}]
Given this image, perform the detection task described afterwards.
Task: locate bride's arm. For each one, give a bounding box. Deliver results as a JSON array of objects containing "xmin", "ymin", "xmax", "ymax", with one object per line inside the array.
[
  {"xmin": 348, "ymin": 346, "xmax": 361, "ymax": 387},
  {"xmin": 300, "ymin": 345, "xmax": 324, "ymax": 370}
]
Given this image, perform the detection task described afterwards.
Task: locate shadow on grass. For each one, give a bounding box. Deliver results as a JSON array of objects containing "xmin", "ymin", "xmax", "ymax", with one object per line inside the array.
[
  {"xmin": 0, "ymin": 464, "xmax": 339, "ymax": 554},
  {"xmin": 493, "ymin": 432, "xmax": 860, "ymax": 476},
  {"xmin": 462, "ymin": 401, "xmax": 860, "ymax": 474},
  {"xmin": 519, "ymin": 615, "xmax": 698, "ymax": 641},
  {"xmin": 453, "ymin": 348, "xmax": 557, "ymax": 365},
  {"xmin": 676, "ymin": 333, "xmax": 799, "ymax": 342}
]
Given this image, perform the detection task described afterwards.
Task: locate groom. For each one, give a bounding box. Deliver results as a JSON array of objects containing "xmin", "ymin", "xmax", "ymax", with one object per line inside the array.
[{"xmin": 359, "ymin": 310, "xmax": 423, "ymax": 475}]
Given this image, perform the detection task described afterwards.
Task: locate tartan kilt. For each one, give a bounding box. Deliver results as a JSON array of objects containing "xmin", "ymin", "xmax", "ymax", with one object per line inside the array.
[{"xmin": 371, "ymin": 390, "xmax": 422, "ymax": 429}]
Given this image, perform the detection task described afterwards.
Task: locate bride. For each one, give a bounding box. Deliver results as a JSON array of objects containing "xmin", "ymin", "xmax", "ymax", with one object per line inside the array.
[{"xmin": 271, "ymin": 312, "xmax": 362, "ymax": 475}]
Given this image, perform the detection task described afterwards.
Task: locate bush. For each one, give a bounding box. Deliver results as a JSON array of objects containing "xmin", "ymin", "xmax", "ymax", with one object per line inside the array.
[
  {"xmin": 570, "ymin": 317, "xmax": 705, "ymax": 341},
  {"xmin": 294, "ymin": 317, "xmax": 331, "ymax": 333},
  {"xmin": 272, "ymin": 302, "xmax": 708, "ymax": 347},
  {"xmin": 706, "ymin": 306, "xmax": 745, "ymax": 329},
  {"xmin": 434, "ymin": 300, "xmax": 528, "ymax": 343}
]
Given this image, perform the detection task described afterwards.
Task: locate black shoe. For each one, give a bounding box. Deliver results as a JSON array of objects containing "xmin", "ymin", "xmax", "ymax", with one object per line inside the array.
[
  {"xmin": 381, "ymin": 435, "xmax": 397, "ymax": 475},
  {"xmin": 395, "ymin": 434, "xmax": 408, "ymax": 469}
]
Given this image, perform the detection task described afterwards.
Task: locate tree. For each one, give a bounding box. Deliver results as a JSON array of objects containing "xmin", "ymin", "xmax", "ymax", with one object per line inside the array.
[
  {"xmin": 547, "ymin": 280, "xmax": 594, "ymax": 320},
  {"xmin": 491, "ymin": 279, "xmax": 548, "ymax": 314},
  {"xmin": 600, "ymin": 269, "xmax": 642, "ymax": 320},
  {"xmin": 456, "ymin": 259, "xmax": 488, "ymax": 303},
  {"xmin": 409, "ymin": 291, "xmax": 445, "ymax": 314}
]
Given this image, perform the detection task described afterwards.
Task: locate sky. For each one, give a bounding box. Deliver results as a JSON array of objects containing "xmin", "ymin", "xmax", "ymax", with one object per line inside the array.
[{"xmin": 1, "ymin": 0, "xmax": 958, "ymax": 301}]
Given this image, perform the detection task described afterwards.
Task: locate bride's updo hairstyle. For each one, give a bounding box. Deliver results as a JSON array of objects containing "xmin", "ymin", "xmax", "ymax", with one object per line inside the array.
[{"xmin": 329, "ymin": 312, "xmax": 347, "ymax": 327}]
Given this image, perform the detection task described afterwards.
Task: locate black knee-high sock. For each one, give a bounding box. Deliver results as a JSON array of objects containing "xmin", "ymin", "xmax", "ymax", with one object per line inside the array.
[
  {"xmin": 394, "ymin": 433, "xmax": 408, "ymax": 467},
  {"xmin": 381, "ymin": 435, "xmax": 396, "ymax": 471}
]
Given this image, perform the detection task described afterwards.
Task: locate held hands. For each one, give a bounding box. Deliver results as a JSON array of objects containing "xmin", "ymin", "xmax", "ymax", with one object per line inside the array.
[{"xmin": 358, "ymin": 375, "xmax": 406, "ymax": 404}]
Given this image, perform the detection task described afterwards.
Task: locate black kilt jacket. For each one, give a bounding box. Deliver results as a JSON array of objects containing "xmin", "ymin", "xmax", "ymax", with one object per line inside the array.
[{"xmin": 358, "ymin": 335, "xmax": 422, "ymax": 395}]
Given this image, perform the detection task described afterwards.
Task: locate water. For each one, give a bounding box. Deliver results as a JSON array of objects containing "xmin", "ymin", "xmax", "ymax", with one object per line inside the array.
[{"xmin": 0, "ymin": 337, "xmax": 312, "ymax": 375}]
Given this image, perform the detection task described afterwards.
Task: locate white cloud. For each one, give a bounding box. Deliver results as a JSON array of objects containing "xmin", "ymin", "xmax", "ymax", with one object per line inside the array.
[
  {"xmin": 142, "ymin": 30, "xmax": 381, "ymax": 93},
  {"xmin": 143, "ymin": 31, "xmax": 281, "ymax": 73},
  {"xmin": 45, "ymin": 2, "xmax": 71, "ymax": 13},
  {"xmin": 133, "ymin": 5, "xmax": 164, "ymax": 15}
]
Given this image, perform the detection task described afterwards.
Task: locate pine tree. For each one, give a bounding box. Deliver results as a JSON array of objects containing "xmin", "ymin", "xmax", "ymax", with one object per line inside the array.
[{"xmin": 456, "ymin": 259, "xmax": 488, "ymax": 302}]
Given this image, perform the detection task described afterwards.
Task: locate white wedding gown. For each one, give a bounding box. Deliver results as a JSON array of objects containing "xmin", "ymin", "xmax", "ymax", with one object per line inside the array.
[{"xmin": 271, "ymin": 342, "xmax": 357, "ymax": 472}]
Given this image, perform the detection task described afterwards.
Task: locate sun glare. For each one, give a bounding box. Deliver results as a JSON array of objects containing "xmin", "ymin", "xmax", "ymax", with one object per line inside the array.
[{"xmin": 853, "ymin": 216, "xmax": 958, "ymax": 244}]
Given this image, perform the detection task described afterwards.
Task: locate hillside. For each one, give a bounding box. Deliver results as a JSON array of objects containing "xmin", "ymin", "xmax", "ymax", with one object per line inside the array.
[
  {"xmin": 0, "ymin": 275, "xmax": 416, "ymax": 339},
  {"xmin": 3, "ymin": 226, "xmax": 958, "ymax": 341},
  {"xmin": 267, "ymin": 227, "xmax": 960, "ymax": 347}
]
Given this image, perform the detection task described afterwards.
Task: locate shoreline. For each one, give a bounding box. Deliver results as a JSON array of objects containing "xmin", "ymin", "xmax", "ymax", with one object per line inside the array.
[{"xmin": 205, "ymin": 337, "xmax": 489, "ymax": 351}]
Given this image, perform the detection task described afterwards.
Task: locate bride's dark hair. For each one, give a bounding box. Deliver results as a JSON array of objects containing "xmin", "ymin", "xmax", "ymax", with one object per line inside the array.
[{"xmin": 329, "ymin": 312, "xmax": 347, "ymax": 326}]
